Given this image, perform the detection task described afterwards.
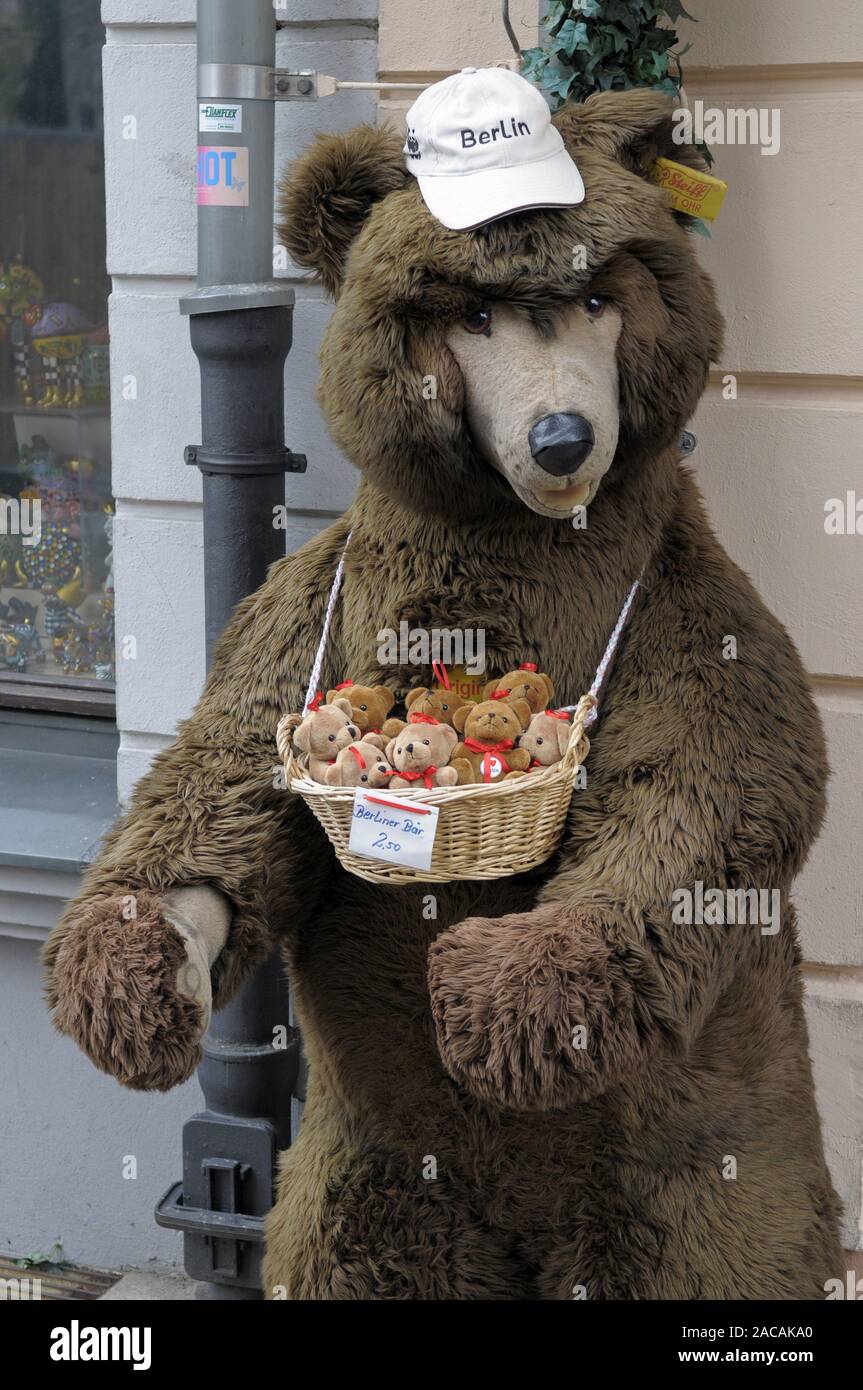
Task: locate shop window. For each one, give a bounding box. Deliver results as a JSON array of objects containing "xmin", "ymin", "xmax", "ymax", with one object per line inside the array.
[{"xmin": 0, "ymin": 0, "xmax": 114, "ymax": 715}]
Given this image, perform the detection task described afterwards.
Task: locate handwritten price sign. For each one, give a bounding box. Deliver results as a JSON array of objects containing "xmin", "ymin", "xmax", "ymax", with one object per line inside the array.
[{"xmin": 348, "ymin": 789, "xmax": 440, "ymax": 871}]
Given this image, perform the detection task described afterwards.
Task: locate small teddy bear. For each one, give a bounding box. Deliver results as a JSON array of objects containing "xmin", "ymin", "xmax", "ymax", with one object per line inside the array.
[
  {"xmin": 291, "ymin": 696, "xmax": 361, "ymax": 782},
  {"xmin": 324, "ymin": 735, "xmax": 393, "ymax": 788},
  {"xmin": 482, "ymin": 662, "xmax": 554, "ymax": 714},
  {"xmin": 325, "ymin": 681, "xmax": 395, "ymax": 735},
  {"xmin": 517, "ymin": 708, "xmax": 571, "ymax": 771},
  {"xmin": 452, "ymin": 697, "xmax": 533, "ymax": 783},
  {"xmin": 384, "ymin": 719, "xmax": 464, "ymax": 790},
  {"xmin": 381, "ymin": 685, "xmax": 474, "ymax": 739}
]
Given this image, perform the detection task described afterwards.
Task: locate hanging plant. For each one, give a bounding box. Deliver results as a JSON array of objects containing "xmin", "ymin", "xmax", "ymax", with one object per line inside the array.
[
  {"xmin": 520, "ymin": 2, "xmax": 714, "ymax": 232},
  {"xmin": 521, "ymin": 1, "xmax": 696, "ymax": 114}
]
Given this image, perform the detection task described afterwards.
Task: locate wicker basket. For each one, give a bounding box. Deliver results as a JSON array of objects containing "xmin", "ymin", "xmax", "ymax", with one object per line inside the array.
[
  {"xmin": 275, "ymin": 532, "xmax": 640, "ymax": 886},
  {"xmin": 276, "ymin": 692, "xmax": 596, "ymax": 885}
]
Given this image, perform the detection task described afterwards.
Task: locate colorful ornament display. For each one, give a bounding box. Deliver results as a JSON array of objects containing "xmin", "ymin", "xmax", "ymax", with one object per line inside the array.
[
  {"xmin": 0, "ymin": 257, "xmax": 45, "ymax": 406},
  {"xmin": 27, "ymin": 301, "xmax": 91, "ymax": 408}
]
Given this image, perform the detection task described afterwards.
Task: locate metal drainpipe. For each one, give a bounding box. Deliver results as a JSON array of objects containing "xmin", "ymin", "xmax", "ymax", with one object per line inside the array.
[{"xmin": 154, "ymin": 0, "xmax": 306, "ymax": 1300}]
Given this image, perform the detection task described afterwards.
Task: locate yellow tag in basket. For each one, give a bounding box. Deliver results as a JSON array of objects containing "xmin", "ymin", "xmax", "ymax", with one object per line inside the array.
[
  {"xmin": 433, "ymin": 663, "xmax": 485, "ymax": 703},
  {"xmin": 349, "ymin": 789, "xmax": 439, "ymax": 871},
  {"xmin": 650, "ymin": 157, "xmax": 728, "ymax": 221}
]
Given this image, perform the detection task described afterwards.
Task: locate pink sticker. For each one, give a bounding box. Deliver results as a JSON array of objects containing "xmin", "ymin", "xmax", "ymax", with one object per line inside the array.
[{"xmin": 196, "ymin": 146, "xmax": 249, "ymax": 206}]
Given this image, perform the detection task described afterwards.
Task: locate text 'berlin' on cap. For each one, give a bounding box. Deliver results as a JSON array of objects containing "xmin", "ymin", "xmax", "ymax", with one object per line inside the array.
[{"xmin": 403, "ymin": 66, "xmax": 585, "ymax": 231}]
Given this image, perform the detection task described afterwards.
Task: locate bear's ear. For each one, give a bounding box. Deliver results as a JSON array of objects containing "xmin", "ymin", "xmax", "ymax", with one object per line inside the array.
[
  {"xmin": 511, "ymin": 698, "xmax": 533, "ymax": 731},
  {"xmin": 439, "ymin": 724, "xmax": 458, "ymax": 752},
  {"xmin": 556, "ymin": 719, "xmax": 571, "ymax": 757},
  {"xmin": 277, "ymin": 125, "xmax": 409, "ymax": 299},
  {"xmin": 539, "ymin": 673, "xmax": 555, "ymax": 704},
  {"xmin": 373, "ymin": 685, "xmax": 396, "ymax": 714},
  {"xmin": 293, "ymin": 719, "xmax": 311, "ymax": 754},
  {"xmin": 554, "ymin": 88, "xmax": 709, "ymax": 180},
  {"xmin": 385, "ymin": 736, "xmax": 399, "ymax": 764},
  {"xmin": 481, "ymin": 679, "xmax": 500, "ymax": 701},
  {"xmin": 332, "ymin": 697, "xmax": 354, "ymax": 717},
  {"xmin": 405, "ymin": 687, "xmax": 429, "ymax": 710},
  {"xmin": 452, "ymin": 702, "xmax": 475, "ymax": 735}
]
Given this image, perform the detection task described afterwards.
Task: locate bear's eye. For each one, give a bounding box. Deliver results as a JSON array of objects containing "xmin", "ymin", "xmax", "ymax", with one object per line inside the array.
[
  {"xmin": 423, "ymin": 738, "xmax": 430, "ymax": 746},
  {"xmin": 463, "ymin": 307, "xmax": 492, "ymax": 336},
  {"xmin": 585, "ymin": 294, "xmax": 606, "ymax": 317},
  {"xmin": 328, "ymin": 733, "xmax": 336, "ymax": 742},
  {"xmin": 361, "ymin": 774, "xmax": 368, "ymax": 782},
  {"xmin": 360, "ymin": 704, "xmax": 367, "ymax": 711},
  {"xmin": 537, "ymin": 736, "xmax": 544, "ymax": 745},
  {"xmin": 441, "ymin": 703, "xmax": 449, "ymax": 712}
]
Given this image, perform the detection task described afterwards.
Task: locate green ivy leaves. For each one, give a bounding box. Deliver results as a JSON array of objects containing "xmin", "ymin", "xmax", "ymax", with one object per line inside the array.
[{"xmin": 523, "ymin": 1, "xmax": 696, "ymax": 112}]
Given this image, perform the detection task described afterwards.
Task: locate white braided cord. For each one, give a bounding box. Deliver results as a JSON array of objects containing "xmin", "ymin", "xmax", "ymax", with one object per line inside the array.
[
  {"xmin": 304, "ymin": 533, "xmax": 640, "ymax": 727},
  {"xmin": 302, "ymin": 529, "xmax": 353, "ymax": 715},
  {"xmin": 559, "ymin": 573, "xmax": 642, "ymax": 726}
]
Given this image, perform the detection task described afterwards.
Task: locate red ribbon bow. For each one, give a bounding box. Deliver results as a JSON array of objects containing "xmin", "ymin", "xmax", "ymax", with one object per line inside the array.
[
  {"xmin": 490, "ymin": 687, "xmax": 512, "ymax": 701},
  {"xmin": 408, "ymin": 712, "xmax": 440, "ymax": 725},
  {"xmin": 463, "ymin": 736, "xmax": 515, "ymax": 782},
  {"xmin": 307, "ymin": 690, "xmax": 323, "ymax": 711},
  {"xmin": 334, "ymin": 680, "xmax": 353, "ymax": 691},
  {"xmin": 347, "ymin": 744, "xmax": 366, "ymax": 770},
  {"xmin": 384, "ymin": 766, "xmax": 438, "ymax": 790},
  {"xmin": 544, "ymin": 708, "xmax": 570, "ymax": 721},
  {"xmin": 431, "ymin": 660, "xmax": 450, "ymax": 690},
  {"xmin": 519, "ymin": 662, "xmax": 538, "ymax": 672}
]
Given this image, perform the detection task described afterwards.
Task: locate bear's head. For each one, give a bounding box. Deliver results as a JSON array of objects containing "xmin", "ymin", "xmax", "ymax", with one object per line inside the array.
[
  {"xmin": 386, "ymin": 719, "xmax": 458, "ymax": 774},
  {"xmin": 324, "ymin": 736, "xmax": 393, "ymax": 787},
  {"xmin": 453, "ymin": 697, "xmax": 533, "ymax": 745},
  {"xmin": 326, "ymin": 681, "xmax": 395, "ymax": 734},
  {"xmin": 518, "ymin": 709, "xmax": 571, "ymax": 767},
  {"xmin": 278, "ymin": 90, "xmax": 723, "ymax": 525},
  {"xmin": 483, "ymin": 665, "xmax": 554, "ymax": 713},
  {"xmin": 292, "ymin": 698, "xmax": 360, "ymax": 759},
  {"xmin": 404, "ymin": 685, "xmax": 472, "ymax": 727}
]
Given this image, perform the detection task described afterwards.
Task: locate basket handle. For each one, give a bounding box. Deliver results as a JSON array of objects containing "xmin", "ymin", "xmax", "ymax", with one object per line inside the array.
[
  {"xmin": 301, "ymin": 529, "xmax": 353, "ymax": 716},
  {"xmin": 296, "ymin": 531, "xmax": 640, "ymax": 730},
  {"xmin": 559, "ymin": 573, "xmax": 642, "ymax": 729}
]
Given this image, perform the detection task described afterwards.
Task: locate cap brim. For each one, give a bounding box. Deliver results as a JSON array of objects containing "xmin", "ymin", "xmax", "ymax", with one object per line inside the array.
[{"xmin": 416, "ymin": 148, "xmax": 585, "ymax": 231}]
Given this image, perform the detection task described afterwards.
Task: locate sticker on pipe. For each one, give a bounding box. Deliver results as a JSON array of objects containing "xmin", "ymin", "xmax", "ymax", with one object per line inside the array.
[
  {"xmin": 197, "ymin": 146, "xmax": 249, "ymax": 206},
  {"xmin": 349, "ymin": 789, "xmax": 439, "ymax": 871},
  {"xmin": 199, "ymin": 102, "xmax": 242, "ymax": 133}
]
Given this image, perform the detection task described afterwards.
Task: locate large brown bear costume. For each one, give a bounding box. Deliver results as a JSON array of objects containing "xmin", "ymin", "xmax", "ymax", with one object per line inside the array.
[{"xmin": 43, "ymin": 91, "xmax": 843, "ymax": 1299}]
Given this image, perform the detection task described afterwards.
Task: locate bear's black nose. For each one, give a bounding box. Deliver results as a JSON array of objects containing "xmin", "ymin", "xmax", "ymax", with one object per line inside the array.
[
  {"xmin": 528, "ymin": 413, "xmax": 594, "ymax": 476},
  {"xmin": 406, "ymin": 742, "xmax": 414, "ymax": 753}
]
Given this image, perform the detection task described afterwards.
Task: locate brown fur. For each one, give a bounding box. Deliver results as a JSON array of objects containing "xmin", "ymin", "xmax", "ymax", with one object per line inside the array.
[
  {"xmin": 43, "ymin": 889, "xmax": 203, "ymax": 1091},
  {"xmin": 44, "ymin": 89, "xmax": 842, "ymax": 1298}
]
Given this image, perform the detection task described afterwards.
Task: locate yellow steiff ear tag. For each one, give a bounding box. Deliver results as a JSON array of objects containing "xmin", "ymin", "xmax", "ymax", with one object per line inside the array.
[
  {"xmin": 650, "ymin": 157, "xmax": 728, "ymax": 221},
  {"xmin": 433, "ymin": 664, "xmax": 485, "ymax": 703}
]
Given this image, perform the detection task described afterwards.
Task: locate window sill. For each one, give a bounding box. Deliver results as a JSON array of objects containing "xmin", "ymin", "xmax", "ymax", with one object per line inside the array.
[{"xmin": 0, "ymin": 710, "xmax": 119, "ymax": 941}]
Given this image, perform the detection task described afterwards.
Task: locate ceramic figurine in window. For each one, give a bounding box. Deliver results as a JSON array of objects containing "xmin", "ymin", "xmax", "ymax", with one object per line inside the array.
[
  {"xmin": 27, "ymin": 302, "xmax": 90, "ymax": 408},
  {"xmin": 0, "ymin": 257, "xmax": 44, "ymax": 406}
]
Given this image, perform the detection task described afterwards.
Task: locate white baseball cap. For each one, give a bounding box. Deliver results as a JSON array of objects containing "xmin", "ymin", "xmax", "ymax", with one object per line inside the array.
[{"xmin": 403, "ymin": 66, "xmax": 585, "ymax": 231}]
